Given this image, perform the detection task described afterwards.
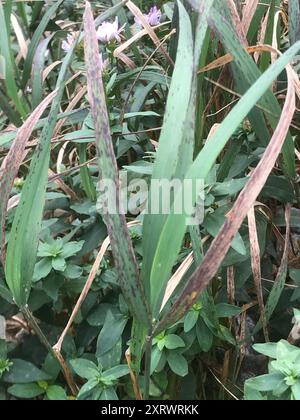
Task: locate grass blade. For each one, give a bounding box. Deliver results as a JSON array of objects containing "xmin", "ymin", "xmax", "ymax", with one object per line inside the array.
[
  {"xmin": 242, "ymin": 0, "xmax": 259, "ymax": 34},
  {"xmin": 0, "ymin": 0, "xmax": 27, "ymax": 118},
  {"xmin": 210, "ymin": 4, "xmax": 296, "ymax": 178},
  {"xmin": 248, "ymin": 206, "xmax": 269, "ymax": 341},
  {"xmin": 5, "ymin": 31, "xmax": 78, "ymax": 308},
  {"xmin": 142, "ymin": 0, "xmax": 195, "ymax": 314},
  {"xmin": 149, "ymin": 36, "xmax": 300, "ymax": 324},
  {"xmin": 259, "ymin": 0, "xmax": 277, "ymax": 72},
  {"xmin": 32, "ymin": 36, "xmax": 54, "ymax": 109},
  {"xmin": 0, "ymin": 90, "xmax": 57, "ymax": 265},
  {"xmin": 155, "ymin": 44, "xmax": 297, "ymax": 333},
  {"xmin": 83, "ymin": 2, "xmax": 150, "ymax": 326},
  {"xmin": 254, "ymin": 204, "xmax": 291, "ymax": 335},
  {"xmin": 227, "ymin": 0, "xmax": 247, "ymax": 45},
  {"xmin": 289, "ymin": 0, "xmax": 300, "ymax": 46},
  {"xmin": 22, "ymin": 0, "xmax": 64, "ymax": 89}
]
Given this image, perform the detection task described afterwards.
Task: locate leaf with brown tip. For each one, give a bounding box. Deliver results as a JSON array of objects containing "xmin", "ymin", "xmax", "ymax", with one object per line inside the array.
[
  {"xmin": 242, "ymin": 0, "xmax": 259, "ymax": 34},
  {"xmin": 0, "ymin": 90, "xmax": 57, "ymax": 265},
  {"xmin": 155, "ymin": 43, "xmax": 297, "ymax": 334},
  {"xmin": 248, "ymin": 206, "xmax": 269, "ymax": 341}
]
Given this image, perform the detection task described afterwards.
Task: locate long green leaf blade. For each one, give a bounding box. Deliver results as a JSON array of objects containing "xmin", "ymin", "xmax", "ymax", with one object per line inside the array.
[
  {"xmin": 155, "ymin": 42, "xmax": 299, "ymax": 333},
  {"xmin": 22, "ymin": 0, "xmax": 64, "ymax": 89},
  {"xmin": 151, "ymin": 40, "xmax": 300, "ymax": 323},
  {"xmin": 142, "ymin": 0, "xmax": 195, "ymax": 312},
  {"xmin": 0, "ymin": 0, "xmax": 27, "ymax": 118},
  {"xmin": 5, "ymin": 30, "xmax": 78, "ymax": 307},
  {"xmin": 0, "ymin": 90, "xmax": 57, "ymax": 265},
  {"xmin": 83, "ymin": 2, "xmax": 150, "ymax": 326}
]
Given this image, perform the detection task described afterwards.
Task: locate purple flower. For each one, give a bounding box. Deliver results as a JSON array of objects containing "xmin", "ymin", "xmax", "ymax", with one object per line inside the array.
[
  {"xmin": 62, "ymin": 33, "xmax": 76, "ymax": 52},
  {"xmin": 96, "ymin": 17, "xmax": 125, "ymax": 43},
  {"xmin": 135, "ymin": 5, "xmax": 162, "ymax": 27},
  {"xmin": 147, "ymin": 6, "xmax": 162, "ymax": 26}
]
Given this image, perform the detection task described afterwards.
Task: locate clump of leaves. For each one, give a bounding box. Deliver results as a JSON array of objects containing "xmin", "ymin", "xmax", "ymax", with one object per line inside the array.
[
  {"xmin": 70, "ymin": 359, "xmax": 129, "ymax": 400},
  {"xmin": 0, "ymin": 359, "xmax": 12, "ymax": 379},
  {"xmin": 34, "ymin": 237, "xmax": 84, "ymax": 282},
  {"xmin": 245, "ymin": 339, "xmax": 300, "ymax": 401}
]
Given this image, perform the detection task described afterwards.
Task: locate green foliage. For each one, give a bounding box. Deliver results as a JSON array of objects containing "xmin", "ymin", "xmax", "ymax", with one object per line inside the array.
[
  {"xmin": 8, "ymin": 383, "xmax": 68, "ymax": 401},
  {"xmin": 70, "ymin": 358, "xmax": 129, "ymax": 400},
  {"xmin": 245, "ymin": 339, "xmax": 300, "ymax": 400},
  {"xmin": 34, "ymin": 237, "xmax": 84, "ymax": 281},
  {"xmin": 0, "ymin": 359, "xmax": 12, "ymax": 379},
  {"xmin": 0, "ymin": 0, "xmax": 300, "ymax": 401}
]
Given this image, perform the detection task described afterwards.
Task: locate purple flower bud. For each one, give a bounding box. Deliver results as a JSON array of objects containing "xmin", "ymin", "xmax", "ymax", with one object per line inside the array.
[
  {"xmin": 96, "ymin": 17, "xmax": 125, "ymax": 43},
  {"xmin": 135, "ymin": 5, "xmax": 162, "ymax": 27},
  {"xmin": 147, "ymin": 6, "xmax": 162, "ymax": 26},
  {"xmin": 62, "ymin": 33, "xmax": 76, "ymax": 53}
]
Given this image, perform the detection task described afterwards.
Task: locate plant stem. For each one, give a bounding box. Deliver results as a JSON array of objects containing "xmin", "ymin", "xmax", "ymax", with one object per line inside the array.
[
  {"xmin": 125, "ymin": 349, "xmax": 143, "ymax": 400},
  {"xmin": 22, "ymin": 305, "xmax": 78, "ymax": 396},
  {"xmin": 22, "ymin": 306, "xmax": 55, "ymax": 356},
  {"xmin": 143, "ymin": 329, "xmax": 153, "ymax": 400}
]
